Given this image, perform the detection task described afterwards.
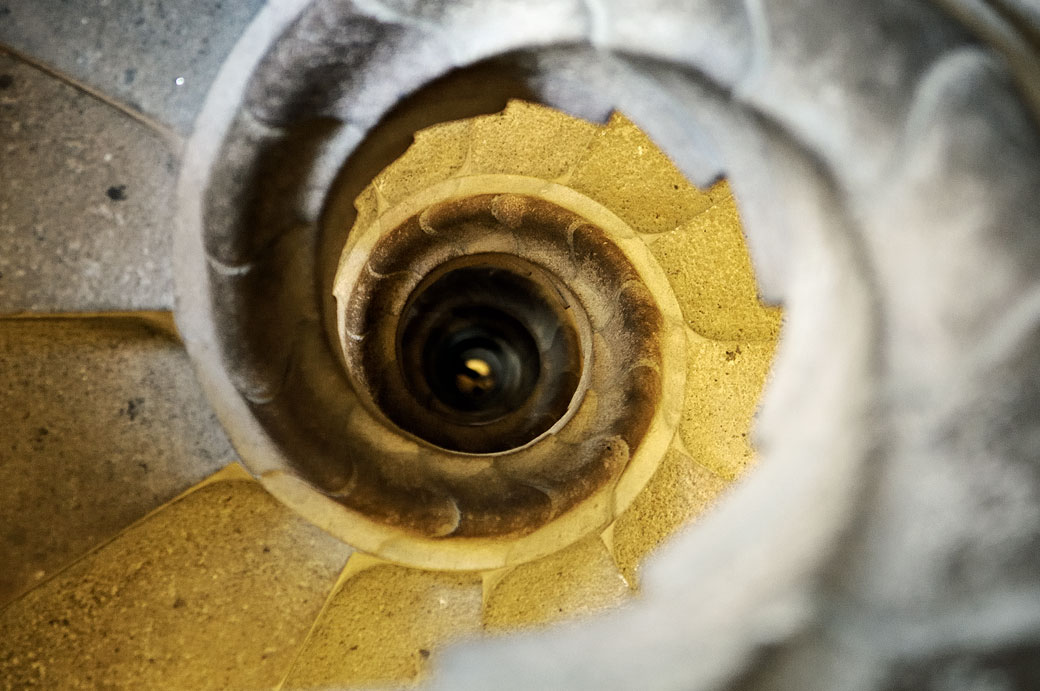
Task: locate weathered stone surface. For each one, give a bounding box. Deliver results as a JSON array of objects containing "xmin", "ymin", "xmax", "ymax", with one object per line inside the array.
[
  {"xmin": 611, "ymin": 446, "xmax": 728, "ymax": 586},
  {"xmin": 0, "ymin": 51, "xmax": 175, "ymax": 312},
  {"xmin": 593, "ymin": 0, "xmax": 753, "ymax": 84},
  {"xmin": 464, "ymin": 100, "xmax": 599, "ymax": 181},
  {"xmin": 829, "ymin": 44, "xmax": 1040, "ymax": 628},
  {"xmin": 736, "ymin": 0, "xmax": 972, "ymax": 190},
  {"xmin": 0, "ymin": 0, "xmax": 1018, "ymax": 689},
  {"xmin": 0, "ymin": 0, "xmax": 265, "ymax": 133},
  {"xmin": 484, "ymin": 535, "xmax": 630, "ymax": 630},
  {"xmin": 0, "ymin": 316, "xmax": 235, "ymax": 607},
  {"xmin": 645, "ymin": 184, "xmax": 782, "ymax": 341},
  {"xmin": 567, "ymin": 113, "xmax": 714, "ymax": 236},
  {"xmin": 427, "ymin": 1, "xmax": 1040, "ymax": 689},
  {"xmin": 676, "ymin": 335, "xmax": 778, "ymax": 481},
  {"xmin": 244, "ymin": 1, "xmax": 452, "ymax": 127},
  {"xmin": 281, "ymin": 559, "xmax": 482, "ymax": 688},
  {"xmin": 0, "ymin": 469, "xmax": 352, "ymax": 690}
]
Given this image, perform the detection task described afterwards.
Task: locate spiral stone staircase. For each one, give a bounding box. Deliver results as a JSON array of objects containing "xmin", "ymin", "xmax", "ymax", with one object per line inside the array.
[{"xmin": 3, "ymin": 0, "xmax": 1040, "ymax": 690}]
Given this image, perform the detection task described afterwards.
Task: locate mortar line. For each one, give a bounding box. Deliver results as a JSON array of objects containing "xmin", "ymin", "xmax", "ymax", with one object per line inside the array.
[{"xmin": 0, "ymin": 44, "xmax": 185, "ymax": 150}]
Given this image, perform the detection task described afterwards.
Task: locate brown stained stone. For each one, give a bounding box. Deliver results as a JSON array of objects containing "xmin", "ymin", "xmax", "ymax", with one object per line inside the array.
[
  {"xmin": 677, "ymin": 335, "xmax": 778, "ymax": 481},
  {"xmin": 566, "ymin": 112, "xmax": 714, "ymax": 235},
  {"xmin": 419, "ymin": 193, "xmax": 501, "ymax": 235},
  {"xmin": 282, "ymin": 562, "xmax": 483, "ymax": 688},
  {"xmin": 0, "ymin": 51, "xmax": 176, "ymax": 313},
  {"xmin": 483, "ymin": 534, "xmax": 630, "ymax": 631},
  {"xmin": 334, "ymin": 189, "xmax": 670, "ymax": 541},
  {"xmin": 646, "ymin": 189, "xmax": 783, "ymax": 342},
  {"xmin": 600, "ymin": 367, "xmax": 661, "ymax": 450},
  {"xmin": 365, "ymin": 215, "xmax": 458, "ymax": 277},
  {"xmin": 0, "ymin": 476, "xmax": 352, "ymax": 690},
  {"xmin": 0, "ymin": 317, "xmax": 235, "ymax": 607},
  {"xmin": 611, "ymin": 445, "xmax": 730, "ymax": 586},
  {"xmin": 571, "ymin": 223, "xmax": 642, "ymax": 292}
]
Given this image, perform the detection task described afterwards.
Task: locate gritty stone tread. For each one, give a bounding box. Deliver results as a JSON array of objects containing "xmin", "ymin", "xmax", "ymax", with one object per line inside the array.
[
  {"xmin": 0, "ymin": 472, "xmax": 352, "ymax": 690},
  {"xmin": 0, "ymin": 0, "xmax": 267, "ymax": 133},
  {"xmin": 73, "ymin": 0, "xmax": 1040, "ymax": 688},
  {"xmin": 0, "ymin": 51, "xmax": 177, "ymax": 313},
  {"xmin": 0, "ymin": 316, "xmax": 235, "ymax": 610},
  {"xmin": 278, "ymin": 559, "xmax": 482, "ymax": 688}
]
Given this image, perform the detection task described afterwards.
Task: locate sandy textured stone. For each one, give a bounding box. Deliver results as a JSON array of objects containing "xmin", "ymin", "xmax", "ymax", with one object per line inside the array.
[
  {"xmin": 372, "ymin": 118, "xmax": 473, "ymax": 210},
  {"xmin": 465, "ymin": 100, "xmax": 599, "ymax": 181},
  {"xmin": 483, "ymin": 534, "xmax": 631, "ymax": 631},
  {"xmin": 646, "ymin": 185, "xmax": 782, "ymax": 341},
  {"xmin": 0, "ymin": 0, "xmax": 265, "ymax": 132},
  {"xmin": 677, "ymin": 334, "xmax": 777, "ymax": 481},
  {"xmin": 281, "ymin": 561, "xmax": 483, "ymax": 688},
  {"xmin": 0, "ymin": 51, "xmax": 175, "ymax": 312},
  {"xmin": 0, "ymin": 473, "xmax": 352, "ymax": 690},
  {"xmin": 0, "ymin": 317, "xmax": 235, "ymax": 607},
  {"xmin": 366, "ymin": 100, "xmax": 599, "ymax": 220},
  {"xmin": 567, "ymin": 112, "xmax": 713, "ymax": 235},
  {"xmin": 9, "ymin": 0, "xmax": 1022, "ymax": 689},
  {"xmin": 611, "ymin": 445, "xmax": 730, "ymax": 585}
]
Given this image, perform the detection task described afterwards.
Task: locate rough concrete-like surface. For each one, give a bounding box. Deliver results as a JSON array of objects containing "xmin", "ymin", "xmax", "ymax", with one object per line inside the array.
[
  {"xmin": 281, "ymin": 561, "xmax": 483, "ymax": 688},
  {"xmin": 483, "ymin": 535, "xmax": 630, "ymax": 630},
  {"xmin": 645, "ymin": 185, "xmax": 782, "ymax": 342},
  {"xmin": 567, "ymin": 113, "xmax": 713, "ymax": 236},
  {"xmin": 32, "ymin": 0, "xmax": 1028, "ymax": 687},
  {"xmin": 422, "ymin": 0, "xmax": 1040, "ymax": 689},
  {"xmin": 0, "ymin": 473, "xmax": 352, "ymax": 690},
  {"xmin": 0, "ymin": 0, "xmax": 265, "ymax": 133},
  {"xmin": 0, "ymin": 317, "xmax": 235, "ymax": 608},
  {"xmin": 676, "ymin": 336, "xmax": 778, "ymax": 482},
  {"xmin": 0, "ymin": 51, "xmax": 175, "ymax": 312},
  {"xmin": 611, "ymin": 446, "xmax": 728, "ymax": 586}
]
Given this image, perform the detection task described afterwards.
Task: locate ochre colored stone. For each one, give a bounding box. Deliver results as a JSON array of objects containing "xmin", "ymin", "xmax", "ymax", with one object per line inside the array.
[
  {"xmin": 611, "ymin": 445, "xmax": 730, "ymax": 585},
  {"xmin": 645, "ymin": 187, "xmax": 782, "ymax": 341},
  {"xmin": 483, "ymin": 535, "xmax": 630, "ymax": 631},
  {"xmin": 0, "ymin": 101, "xmax": 781, "ymax": 691},
  {"xmin": 281, "ymin": 561, "xmax": 483, "ymax": 688},
  {"xmin": 463, "ymin": 100, "xmax": 599, "ymax": 180},
  {"xmin": 0, "ymin": 469, "xmax": 351, "ymax": 690},
  {"xmin": 0, "ymin": 316, "xmax": 234, "ymax": 609},
  {"xmin": 676, "ymin": 333, "xmax": 778, "ymax": 481},
  {"xmin": 372, "ymin": 118, "xmax": 473, "ymax": 209},
  {"xmin": 566, "ymin": 112, "xmax": 714, "ymax": 235}
]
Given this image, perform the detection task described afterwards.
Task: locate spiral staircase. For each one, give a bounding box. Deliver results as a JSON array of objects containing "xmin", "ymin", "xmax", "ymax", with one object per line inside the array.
[{"xmin": 2, "ymin": 1, "xmax": 1040, "ymax": 689}]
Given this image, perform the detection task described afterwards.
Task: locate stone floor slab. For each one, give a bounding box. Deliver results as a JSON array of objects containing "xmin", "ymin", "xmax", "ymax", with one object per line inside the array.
[
  {"xmin": 0, "ymin": 470, "xmax": 352, "ymax": 689},
  {"xmin": 0, "ymin": 51, "xmax": 176, "ymax": 312},
  {"xmin": 0, "ymin": 316, "xmax": 235, "ymax": 606},
  {"xmin": 0, "ymin": 0, "xmax": 265, "ymax": 133}
]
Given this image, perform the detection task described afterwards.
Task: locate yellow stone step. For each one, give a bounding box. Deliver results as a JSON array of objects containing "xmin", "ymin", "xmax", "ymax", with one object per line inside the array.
[
  {"xmin": 676, "ymin": 334, "xmax": 778, "ymax": 482},
  {"xmin": 644, "ymin": 190, "xmax": 783, "ymax": 342},
  {"xmin": 0, "ymin": 465, "xmax": 352, "ymax": 689},
  {"xmin": 0, "ymin": 315, "xmax": 235, "ymax": 609},
  {"xmin": 483, "ymin": 534, "xmax": 630, "ymax": 631},
  {"xmin": 611, "ymin": 445, "xmax": 730, "ymax": 586},
  {"xmin": 279, "ymin": 556, "xmax": 483, "ymax": 688}
]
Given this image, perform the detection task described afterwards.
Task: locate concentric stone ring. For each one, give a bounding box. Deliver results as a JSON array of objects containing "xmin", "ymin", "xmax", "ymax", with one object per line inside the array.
[
  {"xmin": 184, "ymin": 91, "xmax": 779, "ymax": 576},
  {"xmin": 348, "ymin": 249, "xmax": 587, "ymax": 455},
  {"xmin": 317, "ymin": 174, "xmax": 687, "ymax": 568}
]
